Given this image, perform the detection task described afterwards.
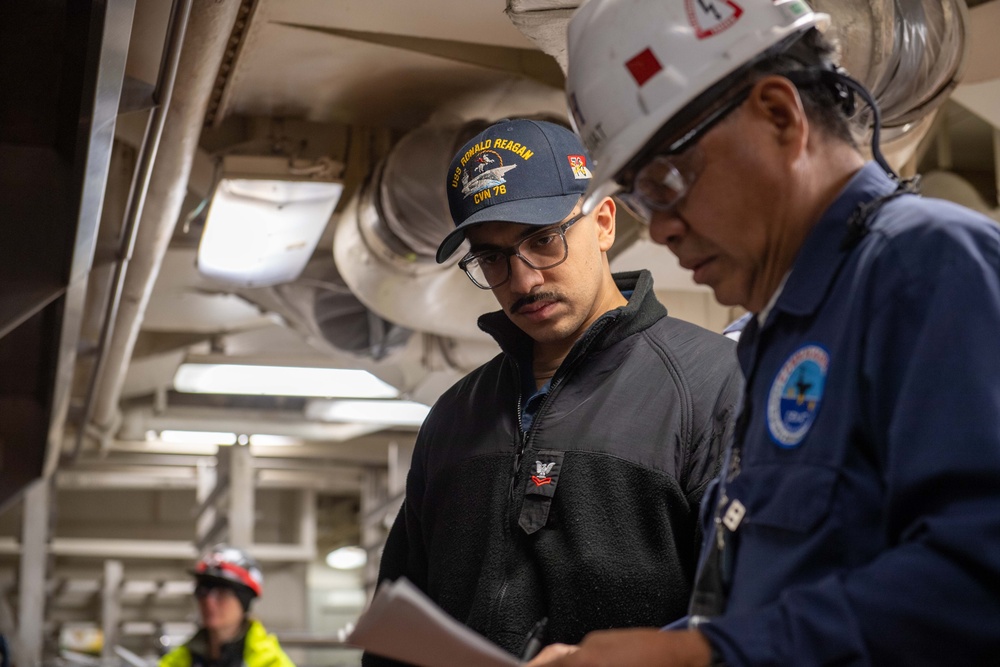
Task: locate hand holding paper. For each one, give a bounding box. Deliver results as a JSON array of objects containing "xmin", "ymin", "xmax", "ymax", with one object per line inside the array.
[{"xmin": 348, "ymin": 578, "xmax": 521, "ymax": 667}]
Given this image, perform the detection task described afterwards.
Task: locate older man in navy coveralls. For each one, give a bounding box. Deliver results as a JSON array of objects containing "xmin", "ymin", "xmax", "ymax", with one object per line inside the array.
[{"xmin": 528, "ymin": 0, "xmax": 1000, "ymax": 665}]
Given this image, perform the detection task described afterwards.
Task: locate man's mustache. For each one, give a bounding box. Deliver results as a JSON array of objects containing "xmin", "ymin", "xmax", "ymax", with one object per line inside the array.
[{"xmin": 511, "ymin": 292, "xmax": 562, "ymax": 314}]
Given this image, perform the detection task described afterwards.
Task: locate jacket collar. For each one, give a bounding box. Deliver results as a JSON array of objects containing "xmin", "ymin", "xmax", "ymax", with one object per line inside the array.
[
  {"xmin": 766, "ymin": 162, "xmax": 897, "ymax": 324},
  {"xmin": 186, "ymin": 619, "xmax": 250, "ymax": 661},
  {"xmin": 478, "ymin": 269, "xmax": 667, "ymax": 365}
]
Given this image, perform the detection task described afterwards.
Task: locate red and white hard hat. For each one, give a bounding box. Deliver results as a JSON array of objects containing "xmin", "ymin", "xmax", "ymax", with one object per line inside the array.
[
  {"xmin": 566, "ymin": 0, "xmax": 829, "ymax": 211},
  {"xmin": 192, "ymin": 544, "xmax": 263, "ymax": 597}
]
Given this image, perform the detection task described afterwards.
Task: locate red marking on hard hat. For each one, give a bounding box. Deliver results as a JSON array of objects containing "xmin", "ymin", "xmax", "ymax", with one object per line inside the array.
[
  {"xmin": 686, "ymin": 0, "xmax": 744, "ymax": 40},
  {"xmin": 217, "ymin": 561, "xmax": 262, "ymax": 596},
  {"xmin": 625, "ymin": 48, "xmax": 663, "ymax": 87}
]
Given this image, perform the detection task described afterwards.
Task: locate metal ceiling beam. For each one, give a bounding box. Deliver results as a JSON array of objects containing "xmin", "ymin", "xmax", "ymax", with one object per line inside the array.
[
  {"xmin": 55, "ymin": 467, "xmax": 363, "ymax": 492},
  {"xmin": 104, "ymin": 436, "xmax": 402, "ymax": 459},
  {"xmin": 117, "ymin": 405, "xmax": 399, "ymax": 443},
  {"xmin": 0, "ymin": 537, "xmax": 314, "ymax": 561},
  {"xmin": 273, "ymin": 22, "xmax": 565, "ymax": 88}
]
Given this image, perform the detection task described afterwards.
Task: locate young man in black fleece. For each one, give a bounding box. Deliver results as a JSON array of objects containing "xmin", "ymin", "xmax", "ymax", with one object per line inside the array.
[{"xmin": 361, "ymin": 119, "xmax": 742, "ymax": 666}]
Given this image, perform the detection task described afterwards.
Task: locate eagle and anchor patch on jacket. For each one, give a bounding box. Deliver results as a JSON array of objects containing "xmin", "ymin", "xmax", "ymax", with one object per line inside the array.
[{"xmin": 519, "ymin": 450, "xmax": 565, "ymax": 534}]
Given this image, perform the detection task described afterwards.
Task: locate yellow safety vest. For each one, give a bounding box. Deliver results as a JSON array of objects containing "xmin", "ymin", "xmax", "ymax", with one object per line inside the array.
[{"xmin": 159, "ymin": 620, "xmax": 295, "ymax": 667}]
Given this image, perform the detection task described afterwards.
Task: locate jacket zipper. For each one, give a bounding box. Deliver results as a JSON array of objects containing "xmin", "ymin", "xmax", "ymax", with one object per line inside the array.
[
  {"xmin": 508, "ymin": 385, "xmax": 527, "ymax": 502},
  {"xmin": 485, "ymin": 314, "xmax": 618, "ymax": 637},
  {"xmin": 487, "ymin": 359, "xmax": 525, "ymax": 638}
]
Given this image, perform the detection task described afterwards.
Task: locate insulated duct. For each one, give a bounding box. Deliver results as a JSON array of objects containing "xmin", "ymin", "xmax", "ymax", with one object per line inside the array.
[
  {"xmin": 232, "ymin": 256, "xmax": 414, "ymax": 362},
  {"xmin": 506, "ymin": 0, "xmax": 969, "ymax": 170},
  {"xmin": 334, "ymin": 118, "xmax": 500, "ymax": 341},
  {"xmin": 312, "ymin": 277, "xmax": 413, "ymax": 361},
  {"xmin": 813, "ymin": 0, "xmax": 969, "ymax": 167},
  {"xmin": 816, "ymin": 0, "xmax": 967, "ymax": 127}
]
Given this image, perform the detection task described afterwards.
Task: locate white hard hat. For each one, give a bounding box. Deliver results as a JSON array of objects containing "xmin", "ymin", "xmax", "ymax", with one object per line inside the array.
[{"xmin": 566, "ymin": 0, "xmax": 829, "ymax": 211}]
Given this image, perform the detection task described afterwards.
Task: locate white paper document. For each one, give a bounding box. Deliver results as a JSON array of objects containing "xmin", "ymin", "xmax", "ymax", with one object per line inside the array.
[{"xmin": 347, "ymin": 577, "xmax": 521, "ymax": 667}]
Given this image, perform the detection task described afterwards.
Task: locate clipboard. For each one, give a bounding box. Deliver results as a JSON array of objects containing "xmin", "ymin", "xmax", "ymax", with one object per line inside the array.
[{"xmin": 348, "ymin": 577, "xmax": 521, "ymax": 667}]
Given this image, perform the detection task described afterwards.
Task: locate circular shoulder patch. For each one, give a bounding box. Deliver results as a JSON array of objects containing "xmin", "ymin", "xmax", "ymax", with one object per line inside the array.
[{"xmin": 767, "ymin": 344, "xmax": 829, "ymax": 448}]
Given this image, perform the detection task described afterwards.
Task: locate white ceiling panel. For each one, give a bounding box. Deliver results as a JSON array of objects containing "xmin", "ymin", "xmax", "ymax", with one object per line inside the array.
[
  {"xmin": 263, "ymin": 0, "xmax": 536, "ymax": 48},
  {"xmin": 144, "ymin": 249, "xmax": 275, "ymax": 333},
  {"xmin": 218, "ymin": 0, "xmax": 564, "ymax": 126}
]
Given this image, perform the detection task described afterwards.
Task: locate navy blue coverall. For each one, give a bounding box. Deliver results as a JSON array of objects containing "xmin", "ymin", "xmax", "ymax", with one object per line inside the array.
[{"xmin": 694, "ymin": 163, "xmax": 1000, "ymax": 665}]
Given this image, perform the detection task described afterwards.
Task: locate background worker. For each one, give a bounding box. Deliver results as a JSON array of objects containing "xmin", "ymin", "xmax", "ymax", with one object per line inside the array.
[
  {"xmin": 526, "ymin": 0, "xmax": 1000, "ymax": 665},
  {"xmin": 362, "ymin": 119, "xmax": 741, "ymax": 665},
  {"xmin": 161, "ymin": 544, "xmax": 295, "ymax": 667}
]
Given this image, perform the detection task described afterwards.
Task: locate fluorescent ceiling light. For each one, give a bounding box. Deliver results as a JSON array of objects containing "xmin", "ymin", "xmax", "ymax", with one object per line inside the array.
[
  {"xmin": 156, "ymin": 430, "xmax": 238, "ymax": 446},
  {"xmin": 305, "ymin": 399, "xmax": 430, "ymax": 426},
  {"xmin": 248, "ymin": 434, "xmax": 302, "ymax": 447},
  {"xmin": 324, "ymin": 589, "xmax": 367, "ymax": 608},
  {"xmin": 326, "ymin": 546, "xmax": 367, "ymax": 570},
  {"xmin": 198, "ymin": 178, "xmax": 344, "ymax": 287},
  {"xmin": 173, "ymin": 364, "xmax": 399, "ymax": 399}
]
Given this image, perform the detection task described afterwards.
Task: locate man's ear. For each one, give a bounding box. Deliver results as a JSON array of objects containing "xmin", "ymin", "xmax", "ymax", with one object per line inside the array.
[
  {"xmin": 747, "ymin": 76, "xmax": 809, "ymax": 157},
  {"xmin": 594, "ymin": 197, "xmax": 617, "ymax": 252}
]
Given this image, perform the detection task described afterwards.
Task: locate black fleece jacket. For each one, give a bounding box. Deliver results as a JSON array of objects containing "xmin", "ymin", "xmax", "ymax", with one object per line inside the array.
[{"xmin": 363, "ymin": 270, "xmax": 742, "ymax": 665}]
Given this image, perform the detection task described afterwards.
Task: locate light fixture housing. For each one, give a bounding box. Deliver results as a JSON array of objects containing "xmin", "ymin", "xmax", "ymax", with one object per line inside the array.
[
  {"xmin": 173, "ymin": 363, "xmax": 399, "ymax": 399},
  {"xmin": 305, "ymin": 399, "xmax": 430, "ymax": 427},
  {"xmin": 153, "ymin": 430, "xmax": 238, "ymax": 446},
  {"xmin": 198, "ymin": 175, "xmax": 343, "ymax": 287}
]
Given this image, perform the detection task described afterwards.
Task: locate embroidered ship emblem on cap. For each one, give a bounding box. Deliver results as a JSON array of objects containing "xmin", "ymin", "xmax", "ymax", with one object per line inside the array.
[
  {"xmin": 461, "ymin": 150, "xmax": 517, "ymax": 200},
  {"xmin": 767, "ymin": 344, "xmax": 829, "ymax": 448}
]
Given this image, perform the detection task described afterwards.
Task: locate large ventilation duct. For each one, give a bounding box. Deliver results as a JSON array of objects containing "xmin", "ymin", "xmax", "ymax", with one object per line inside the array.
[
  {"xmin": 231, "ymin": 255, "xmax": 415, "ymax": 362},
  {"xmin": 825, "ymin": 0, "xmax": 967, "ymax": 127},
  {"xmin": 506, "ymin": 0, "xmax": 969, "ymax": 170},
  {"xmin": 312, "ymin": 275, "xmax": 413, "ymax": 361},
  {"xmin": 334, "ymin": 118, "xmax": 501, "ymax": 341},
  {"xmin": 227, "ymin": 254, "xmax": 497, "ymax": 404},
  {"xmin": 815, "ymin": 0, "xmax": 969, "ymax": 167}
]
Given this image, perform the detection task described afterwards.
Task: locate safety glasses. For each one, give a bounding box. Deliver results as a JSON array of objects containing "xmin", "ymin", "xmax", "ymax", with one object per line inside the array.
[
  {"xmin": 458, "ymin": 212, "xmax": 586, "ymax": 289},
  {"xmin": 617, "ymin": 88, "xmax": 751, "ymax": 222}
]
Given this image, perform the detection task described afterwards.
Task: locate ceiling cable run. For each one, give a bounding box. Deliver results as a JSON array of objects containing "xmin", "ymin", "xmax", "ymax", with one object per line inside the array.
[{"xmin": 206, "ymin": 0, "xmax": 259, "ymax": 127}]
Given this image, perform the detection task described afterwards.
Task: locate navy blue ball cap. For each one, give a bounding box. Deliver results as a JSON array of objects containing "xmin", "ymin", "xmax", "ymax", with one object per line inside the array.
[{"xmin": 437, "ymin": 119, "xmax": 594, "ymax": 263}]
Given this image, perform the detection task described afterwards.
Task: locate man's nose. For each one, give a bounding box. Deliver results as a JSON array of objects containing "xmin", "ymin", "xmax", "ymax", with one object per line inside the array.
[
  {"xmin": 648, "ymin": 208, "xmax": 687, "ymax": 248},
  {"xmin": 507, "ymin": 254, "xmax": 545, "ymax": 293}
]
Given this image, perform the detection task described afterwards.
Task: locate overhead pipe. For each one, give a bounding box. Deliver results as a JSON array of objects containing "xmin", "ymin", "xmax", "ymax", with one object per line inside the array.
[
  {"xmin": 333, "ymin": 118, "xmax": 513, "ymax": 342},
  {"xmin": 72, "ymin": 0, "xmax": 192, "ymax": 459},
  {"xmin": 73, "ymin": 0, "xmax": 247, "ymax": 458},
  {"xmin": 505, "ymin": 0, "xmax": 969, "ymax": 169}
]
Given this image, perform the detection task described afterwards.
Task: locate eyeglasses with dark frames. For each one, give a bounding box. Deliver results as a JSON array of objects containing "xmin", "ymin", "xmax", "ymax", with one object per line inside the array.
[
  {"xmin": 617, "ymin": 88, "xmax": 752, "ymax": 223},
  {"xmin": 458, "ymin": 212, "xmax": 586, "ymax": 289}
]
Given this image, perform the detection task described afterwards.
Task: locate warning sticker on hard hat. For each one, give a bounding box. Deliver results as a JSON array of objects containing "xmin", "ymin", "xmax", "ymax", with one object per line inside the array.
[{"xmin": 686, "ymin": 0, "xmax": 744, "ymax": 40}]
